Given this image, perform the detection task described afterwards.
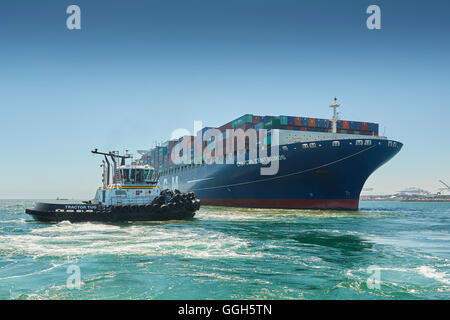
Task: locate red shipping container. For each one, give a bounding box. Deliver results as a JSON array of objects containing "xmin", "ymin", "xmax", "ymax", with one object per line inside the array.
[
  {"xmin": 361, "ymin": 122, "xmax": 368, "ymax": 131},
  {"xmin": 294, "ymin": 117, "xmax": 303, "ymax": 126},
  {"xmin": 361, "ymin": 131, "xmax": 376, "ymax": 136},
  {"xmin": 308, "ymin": 118, "xmax": 316, "ymax": 127},
  {"xmin": 252, "ymin": 115, "xmax": 261, "ymax": 123},
  {"xmin": 235, "ymin": 122, "xmax": 255, "ymax": 130},
  {"xmin": 286, "ymin": 125, "xmax": 293, "ymax": 130},
  {"xmin": 218, "ymin": 122, "xmax": 232, "ymax": 132},
  {"xmin": 348, "ymin": 130, "xmax": 354, "ymax": 134},
  {"xmin": 300, "ymin": 127, "xmax": 307, "ymax": 131},
  {"xmin": 342, "ymin": 121, "xmax": 349, "ymax": 129}
]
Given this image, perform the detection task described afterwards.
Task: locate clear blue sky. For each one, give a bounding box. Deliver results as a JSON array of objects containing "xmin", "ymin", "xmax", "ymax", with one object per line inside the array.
[{"xmin": 0, "ymin": 0, "xmax": 449, "ymax": 198}]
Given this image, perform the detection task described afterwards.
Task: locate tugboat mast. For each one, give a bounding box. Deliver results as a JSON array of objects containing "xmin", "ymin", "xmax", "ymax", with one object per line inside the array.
[{"xmin": 91, "ymin": 149, "xmax": 132, "ymax": 186}]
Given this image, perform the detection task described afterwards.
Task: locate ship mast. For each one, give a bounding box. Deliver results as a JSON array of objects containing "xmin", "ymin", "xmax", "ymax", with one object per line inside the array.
[{"xmin": 329, "ymin": 97, "xmax": 340, "ymax": 133}]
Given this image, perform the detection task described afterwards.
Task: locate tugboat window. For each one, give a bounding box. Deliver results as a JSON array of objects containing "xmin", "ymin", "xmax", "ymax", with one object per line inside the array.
[
  {"xmin": 130, "ymin": 169, "xmax": 135, "ymax": 183},
  {"xmin": 122, "ymin": 169, "xmax": 130, "ymax": 183},
  {"xmin": 136, "ymin": 169, "xmax": 144, "ymax": 183},
  {"xmin": 144, "ymin": 169, "xmax": 154, "ymax": 181}
]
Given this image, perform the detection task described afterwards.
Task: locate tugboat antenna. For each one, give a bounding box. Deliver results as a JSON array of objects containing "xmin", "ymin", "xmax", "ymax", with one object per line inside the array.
[{"xmin": 91, "ymin": 149, "xmax": 132, "ymax": 160}]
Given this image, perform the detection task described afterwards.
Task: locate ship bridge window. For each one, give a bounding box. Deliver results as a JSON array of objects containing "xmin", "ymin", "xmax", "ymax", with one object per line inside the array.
[
  {"xmin": 364, "ymin": 140, "xmax": 372, "ymax": 146},
  {"xmin": 309, "ymin": 143, "xmax": 316, "ymax": 148},
  {"xmin": 302, "ymin": 143, "xmax": 308, "ymax": 149},
  {"xmin": 332, "ymin": 141, "xmax": 340, "ymax": 147},
  {"xmin": 356, "ymin": 140, "xmax": 363, "ymax": 146}
]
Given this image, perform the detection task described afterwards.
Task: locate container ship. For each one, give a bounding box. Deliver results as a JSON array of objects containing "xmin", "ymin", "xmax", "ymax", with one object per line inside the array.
[{"xmin": 138, "ymin": 99, "xmax": 402, "ymax": 210}]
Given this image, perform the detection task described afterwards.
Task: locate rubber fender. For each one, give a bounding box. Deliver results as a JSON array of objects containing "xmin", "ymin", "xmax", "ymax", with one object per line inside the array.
[
  {"xmin": 170, "ymin": 194, "xmax": 183, "ymax": 203},
  {"xmin": 155, "ymin": 195, "xmax": 166, "ymax": 205},
  {"xmin": 186, "ymin": 200, "xmax": 196, "ymax": 210},
  {"xmin": 175, "ymin": 201, "xmax": 184, "ymax": 209}
]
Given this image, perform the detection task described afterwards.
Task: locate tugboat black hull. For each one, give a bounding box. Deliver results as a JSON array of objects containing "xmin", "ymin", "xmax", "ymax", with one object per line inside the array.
[{"xmin": 26, "ymin": 199, "xmax": 199, "ymax": 223}]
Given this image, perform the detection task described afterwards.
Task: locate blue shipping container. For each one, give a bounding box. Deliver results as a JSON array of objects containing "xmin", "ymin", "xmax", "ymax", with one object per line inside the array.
[
  {"xmin": 315, "ymin": 119, "xmax": 329, "ymax": 129},
  {"xmin": 287, "ymin": 116, "xmax": 296, "ymax": 126},
  {"xmin": 301, "ymin": 118, "xmax": 309, "ymax": 126},
  {"xmin": 349, "ymin": 121, "xmax": 362, "ymax": 131},
  {"xmin": 367, "ymin": 123, "xmax": 379, "ymax": 132}
]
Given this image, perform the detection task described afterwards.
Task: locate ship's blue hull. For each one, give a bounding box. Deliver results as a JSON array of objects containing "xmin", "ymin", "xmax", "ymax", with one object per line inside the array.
[{"xmin": 158, "ymin": 138, "xmax": 402, "ymax": 210}]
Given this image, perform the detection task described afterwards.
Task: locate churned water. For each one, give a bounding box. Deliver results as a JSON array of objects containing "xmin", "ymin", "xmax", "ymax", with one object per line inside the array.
[{"xmin": 0, "ymin": 200, "xmax": 449, "ymax": 300}]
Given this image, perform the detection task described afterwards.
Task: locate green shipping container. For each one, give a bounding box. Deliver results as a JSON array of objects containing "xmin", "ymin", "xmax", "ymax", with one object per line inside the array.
[
  {"xmin": 231, "ymin": 114, "xmax": 253, "ymax": 128},
  {"xmin": 263, "ymin": 118, "xmax": 281, "ymax": 128}
]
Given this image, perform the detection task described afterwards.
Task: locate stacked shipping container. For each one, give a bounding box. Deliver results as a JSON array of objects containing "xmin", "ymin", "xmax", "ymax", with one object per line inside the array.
[{"xmin": 142, "ymin": 114, "xmax": 380, "ymax": 169}]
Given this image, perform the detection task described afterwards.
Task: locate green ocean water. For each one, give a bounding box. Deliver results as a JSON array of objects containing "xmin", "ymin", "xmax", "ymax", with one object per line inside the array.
[{"xmin": 0, "ymin": 200, "xmax": 449, "ymax": 300}]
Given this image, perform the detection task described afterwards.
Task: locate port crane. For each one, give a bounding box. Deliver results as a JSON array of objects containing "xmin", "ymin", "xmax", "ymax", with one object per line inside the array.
[
  {"xmin": 439, "ymin": 180, "xmax": 449, "ymax": 189},
  {"xmin": 438, "ymin": 180, "xmax": 450, "ymax": 192}
]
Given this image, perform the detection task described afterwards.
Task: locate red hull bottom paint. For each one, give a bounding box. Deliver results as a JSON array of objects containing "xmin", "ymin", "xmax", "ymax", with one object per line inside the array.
[{"xmin": 200, "ymin": 198, "xmax": 360, "ymax": 210}]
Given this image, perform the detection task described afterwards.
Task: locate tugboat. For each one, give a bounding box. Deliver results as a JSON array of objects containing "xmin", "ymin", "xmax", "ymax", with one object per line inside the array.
[{"xmin": 25, "ymin": 149, "xmax": 200, "ymax": 222}]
